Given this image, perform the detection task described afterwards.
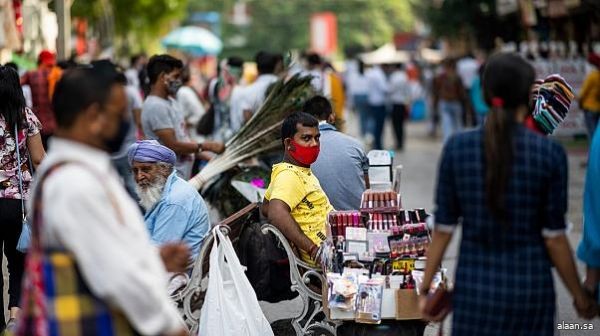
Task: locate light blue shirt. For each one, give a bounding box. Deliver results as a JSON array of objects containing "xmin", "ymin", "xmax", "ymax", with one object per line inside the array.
[
  {"xmin": 144, "ymin": 171, "xmax": 210, "ymax": 259},
  {"xmin": 311, "ymin": 123, "xmax": 369, "ymax": 210},
  {"xmin": 578, "ymin": 128, "xmax": 600, "ymax": 267}
]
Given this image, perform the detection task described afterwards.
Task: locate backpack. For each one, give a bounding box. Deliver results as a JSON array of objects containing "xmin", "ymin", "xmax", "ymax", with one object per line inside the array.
[{"xmin": 237, "ymin": 221, "xmax": 298, "ymax": 303}]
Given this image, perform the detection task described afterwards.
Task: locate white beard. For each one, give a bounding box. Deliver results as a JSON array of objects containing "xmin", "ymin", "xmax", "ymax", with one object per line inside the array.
[{"xmin": 135, "ymin": 175, "xmax": 167, "ymax": 211}]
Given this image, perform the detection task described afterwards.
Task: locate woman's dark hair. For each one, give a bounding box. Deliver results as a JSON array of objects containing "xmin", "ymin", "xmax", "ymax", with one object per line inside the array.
[
  {"xmin": 0, "ymin": 66, "xmax": 27, "ymax": 137},
  {"xmin": 482, "ymin": 53, "xmax": 534, "ymax": 219},
  {"xmin": 281, "ymin": 112, "xmax": 318, "ymax": 145}
]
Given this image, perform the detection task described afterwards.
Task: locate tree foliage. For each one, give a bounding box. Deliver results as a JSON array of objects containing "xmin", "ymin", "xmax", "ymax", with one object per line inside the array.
[
  {"xmin": 71, "ymin": 0, "xmax": 188, "ymax": 53},
  {"xmin": 188, "ymin": 0, "xmax": 415, "ymax": 59}
]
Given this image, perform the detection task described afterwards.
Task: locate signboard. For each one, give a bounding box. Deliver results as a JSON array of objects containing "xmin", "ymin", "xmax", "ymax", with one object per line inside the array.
[
  {"xmin": 530, "ymin": 58, "xmax": 589, "ymax": 137},
  {"xmin": 310, "ymin": 12, "xmax": 337, "ymax": 56}
]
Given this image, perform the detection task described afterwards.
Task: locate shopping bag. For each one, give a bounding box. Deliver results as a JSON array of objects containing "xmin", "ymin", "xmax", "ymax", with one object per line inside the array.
[
  {"xmin": 198, "ymin": 227, "xmax": 274, "ymax": 336},
  {"xmin": 16, "ymin": 220, "xmax": 31, "ymax": 253}
]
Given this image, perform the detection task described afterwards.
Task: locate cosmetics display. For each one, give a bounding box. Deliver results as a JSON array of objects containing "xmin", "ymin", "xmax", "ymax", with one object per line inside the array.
[
  {"xmin": 324, "ymin": 188, "xmax": 440, "ymax": 323},
  {"xmin": 360, "ymin": 190, "xmax": 401, "ymax": 213}
]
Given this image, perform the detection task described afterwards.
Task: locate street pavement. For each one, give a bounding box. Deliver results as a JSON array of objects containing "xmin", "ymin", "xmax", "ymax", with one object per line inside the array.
[{"xmin": 4, "ymin": 112, "xmax": 599, "ymax": 335}]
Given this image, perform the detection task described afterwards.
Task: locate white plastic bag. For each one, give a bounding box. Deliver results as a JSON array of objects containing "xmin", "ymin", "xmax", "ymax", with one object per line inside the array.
[{"xmin": 198, "ymin": 227, "xmax": 274, "ymax": 336}]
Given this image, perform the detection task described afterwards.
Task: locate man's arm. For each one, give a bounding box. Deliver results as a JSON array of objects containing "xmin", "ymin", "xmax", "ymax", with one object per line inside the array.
[
  {"xmin": 267, "ymin": 199, "xmax": 318, "ymax": 256},
  {"xmin": 154, "ymin": 129, "xmax": 225, "ymax": 155},
  {"xmin": 154, "ymin": 128, "xmax": 200, "ymax": 155}
]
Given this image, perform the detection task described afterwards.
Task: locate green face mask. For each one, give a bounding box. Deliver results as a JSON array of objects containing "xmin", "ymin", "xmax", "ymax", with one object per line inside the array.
[{"xmin": 228, "ymin": 67, "xmax": 243, "ymax": 81}]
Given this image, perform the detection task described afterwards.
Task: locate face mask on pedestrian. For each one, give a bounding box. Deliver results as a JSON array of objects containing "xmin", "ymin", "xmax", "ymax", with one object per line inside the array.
[
  {"xmin": 164, "ymin": 73, "xmax": 182, "ymax": 95},
  {"xmin": 104, "ymin": 119, "xmax": 131, "ymax": 153},
  {"xmin": 287, "ymin": 138, "xmax": 320, "ymax": 165}
]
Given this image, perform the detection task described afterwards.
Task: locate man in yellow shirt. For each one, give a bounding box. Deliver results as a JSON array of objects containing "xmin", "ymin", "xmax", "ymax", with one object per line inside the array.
[
  {"xmin": 581, "ymin": 53, "xmax": 600, "ymax": 138},
  {"xmin": 262, "ymin": 112, "xmax": 333, "ymax": 264}
]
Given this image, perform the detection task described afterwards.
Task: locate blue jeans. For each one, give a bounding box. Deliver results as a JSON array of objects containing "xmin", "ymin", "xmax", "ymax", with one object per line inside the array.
[
  {"xmin": 370, "ymin": 104, "xmax": 387, "ymax": 150},
  {"xmin": 112, "ymin": 155, "xmax": 138, "ymax": 201},
  {"xmin": 584, "ymin": 110, "xmax": 600, "ymax": 139},
  {"xmin": 439, "ymin": 100, "xmax": 463, "ymax": 143},
  {"xmin": 354, "ymin": 94, "xmax": 371, "ymax": 137}
]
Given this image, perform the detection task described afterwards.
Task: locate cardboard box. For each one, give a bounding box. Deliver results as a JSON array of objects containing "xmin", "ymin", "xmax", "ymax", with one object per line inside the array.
[{"xmin": 395, "ymin": 289, "xmax": 422, "ymax": 320}]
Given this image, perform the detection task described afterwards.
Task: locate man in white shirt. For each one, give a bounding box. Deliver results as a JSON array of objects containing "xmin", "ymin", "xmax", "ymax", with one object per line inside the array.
[
  {"xmin": 389, "ymin": 64, "xmax": 411, "ymax": 150},
  {"xmin": 238, "ymin": 51, "xmax": 279, "ymax": 125},
  {"xmin": 366, "ymin": 64, "xmax": 390, "ymax": 149},
  {"xmin": 176, "ymin": 66, "xmax": 206, "ymax": 142},
  {"xmin": 31, "ymin": 60, "xmax": 187, "ymax": 335}
]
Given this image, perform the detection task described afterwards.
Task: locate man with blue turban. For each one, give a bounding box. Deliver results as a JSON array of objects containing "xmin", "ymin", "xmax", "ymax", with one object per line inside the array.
[{"xmin": 128, "ymin": 140, "xmax": 210, "ymax": 260}]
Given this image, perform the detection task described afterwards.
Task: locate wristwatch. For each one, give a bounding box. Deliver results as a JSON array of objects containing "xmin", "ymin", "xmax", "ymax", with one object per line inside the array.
[{"xmin": 197, "ymin": 143, "xmax": 203, "ymax": 152}]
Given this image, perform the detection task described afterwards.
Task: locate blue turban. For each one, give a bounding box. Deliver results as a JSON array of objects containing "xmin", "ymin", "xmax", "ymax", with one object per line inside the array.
[{"xmin": 127, "ymin": 140, "xmax": 177, "ymax": 167}]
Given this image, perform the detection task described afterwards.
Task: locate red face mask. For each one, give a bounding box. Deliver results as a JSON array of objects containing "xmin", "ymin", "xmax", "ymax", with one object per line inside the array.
[{"xmin": 288, "ymin": 139, "xmax": 320, "ymax": 165}]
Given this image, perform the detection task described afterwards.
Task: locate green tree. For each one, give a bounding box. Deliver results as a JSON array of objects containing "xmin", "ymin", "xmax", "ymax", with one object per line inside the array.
[
  {"xmin": 71, "ymin": 0, "xmax": 189, "ymax": 54},
  {"xmin": 188, "ymin": 0, "xmax": 415, "ymax": 59}
]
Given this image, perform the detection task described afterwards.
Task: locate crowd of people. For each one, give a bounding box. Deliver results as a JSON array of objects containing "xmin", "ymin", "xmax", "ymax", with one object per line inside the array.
[{"xmin": 1, "ymin": 45, "xmax": 600, "ymax": 335}]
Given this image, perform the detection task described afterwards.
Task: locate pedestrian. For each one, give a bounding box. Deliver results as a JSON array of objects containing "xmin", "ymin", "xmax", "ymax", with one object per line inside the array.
[
  {"xmin": 20, "ymin": 50, "xmax": 58, "ymax": 149},
  {"xmin": 176, "ymin": 66, "xmax": 206, "ymax": 142},
  {"xmin": 366, "ymin": 64, "xmax": 390, "ymax": 149},
  {"xmin": 420, "ymin": 53, "xmax": 597, "ymax": 335},
  {"xmin": 577, "ymin": 120, "xmax": 600, "ymax": 309},
  {"xmin": 470, "ymin": 63, "xmax": 489, "ymax": 126},
  {"xmin": 579, "ymin": 52, "xmax": 600, "ymax": 138},
  {"xmin": 304, "ymin": 95, "xmax": 368, "ymax": 210},
  {"xmin": 16, "ymin": 61, "xmax": 188, "ymax": 336},
  {"xmin": 210, "ymin": 56, "xmax": 244, "ymax": 139},
  {"xmin": 239, "ymin": 51, "xmax": 279, "ymax": 125},
  {"xmin": 142, "ymin": 54, "xmax": 224, "ymax": 179},
  {"xmin": 389, "ymin": 63, "xmax": 411, "ymax": 150},
  {"xmin": 0, "ymin": 65, "xmax": 46, "ymax": 333},
  {"xmin": 4, "ymin": 62, "xmax": 32, "ymax": 108},
  {"xmin": 346, "ymin": 59, "xmax": 370, "ymax": 138},
  {"xmin": 304, "ymin": 53, "xmax": 324, "ymax": 93},
  {"xmin": 110, "ymin": 72, "xmax": 143, "ymax": 201},
  {"xmin": 432, "ymin": 58, "xmax": 467, "ymax": 142}
]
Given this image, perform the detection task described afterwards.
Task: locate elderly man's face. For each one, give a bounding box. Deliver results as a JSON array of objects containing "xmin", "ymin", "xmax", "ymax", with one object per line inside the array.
[{"xmin": 131, "ymin": 162, "xmax": 170, "ymax": 187}]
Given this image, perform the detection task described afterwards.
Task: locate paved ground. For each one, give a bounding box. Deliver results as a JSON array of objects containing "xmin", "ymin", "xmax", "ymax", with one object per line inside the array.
[{"xmin": 4, "ymin": 113, "xmax": 599, "ymax": 334}]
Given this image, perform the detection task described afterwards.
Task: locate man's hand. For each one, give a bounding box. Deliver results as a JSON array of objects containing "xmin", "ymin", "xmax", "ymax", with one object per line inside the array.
[
  {"xmin": 201, "ymin": 141, "xmax": 225, "ymax": 154},
  {"xmin": 160, "ymin": 243, "xmax": 191, "ymax": 273}
]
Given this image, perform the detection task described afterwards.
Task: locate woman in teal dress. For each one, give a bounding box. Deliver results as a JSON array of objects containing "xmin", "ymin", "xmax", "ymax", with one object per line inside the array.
[{"xmin": 578, "ymin": 126, "xmax": 600, "ymax": 308}]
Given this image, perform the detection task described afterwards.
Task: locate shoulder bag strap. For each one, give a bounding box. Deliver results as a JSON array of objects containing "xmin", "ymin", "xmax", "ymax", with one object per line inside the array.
[
  {"xmin": 15, "ymin": 123, "xmax": 26, "ymax": 223},
  {"xmin": 30, "ymin": 161, "xmax": 126, "ymax": 250}
]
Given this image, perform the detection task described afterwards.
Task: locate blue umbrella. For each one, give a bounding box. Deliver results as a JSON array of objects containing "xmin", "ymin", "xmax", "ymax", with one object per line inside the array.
[{"xmin": 162, "ymin": 26, "xmax": 223, "ymax": 56}]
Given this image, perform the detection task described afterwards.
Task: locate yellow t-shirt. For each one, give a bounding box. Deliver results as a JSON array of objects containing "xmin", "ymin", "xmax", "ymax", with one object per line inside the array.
[
  {"xmin": 580, "ymin": 70, "xmax": 600, "ymax": 112},
  {"xmin": 265, "ymin": 162, "xmax": 334, "ymax": 263}
]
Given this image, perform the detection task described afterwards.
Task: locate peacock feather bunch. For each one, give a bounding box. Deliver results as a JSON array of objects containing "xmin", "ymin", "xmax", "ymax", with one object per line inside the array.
[{"xmin": 189, "ymin": 74, "xmax": 315, "ymax": 189}]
